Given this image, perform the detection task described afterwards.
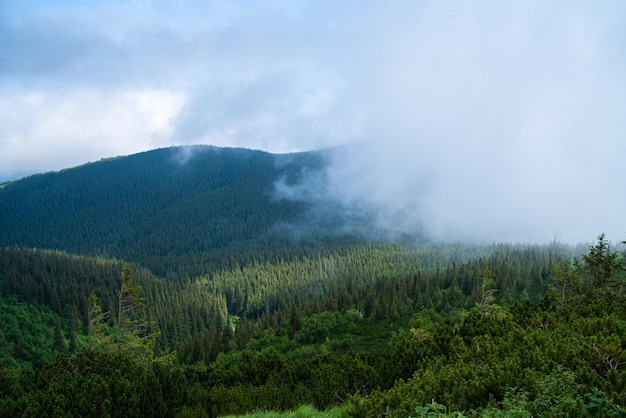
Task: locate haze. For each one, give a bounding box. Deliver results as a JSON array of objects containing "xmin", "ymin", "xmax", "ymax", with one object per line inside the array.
[{"xmin": 1, "ymin": 1, "xmax": 625, "ymax": 243}]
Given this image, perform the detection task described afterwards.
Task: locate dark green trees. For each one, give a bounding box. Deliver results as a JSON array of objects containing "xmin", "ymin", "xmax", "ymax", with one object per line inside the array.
[
  {"xmin": 550, "ymin": 234, "xmax": 625, "ymax": 307},
  {"xmin": 115, "ymin": 263, "xmax": 156, "ymax": 358},
  {"xmin": 86, "ymin": 263, "xmax": 158, "ymax": 361}
]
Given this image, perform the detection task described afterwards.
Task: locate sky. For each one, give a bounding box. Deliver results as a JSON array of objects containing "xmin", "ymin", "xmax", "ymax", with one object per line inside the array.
[{"xmin": 1, "ymin": 1, "xmax": 625, "ymax": 244}]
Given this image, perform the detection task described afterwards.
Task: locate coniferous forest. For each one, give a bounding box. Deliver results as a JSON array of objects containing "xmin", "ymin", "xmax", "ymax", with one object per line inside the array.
[{"xmin": 1, "ymin": 146, "xmax": 625, "ymax": 417}]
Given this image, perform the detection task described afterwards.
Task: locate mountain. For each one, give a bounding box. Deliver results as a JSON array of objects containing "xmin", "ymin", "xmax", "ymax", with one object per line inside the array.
[
  {"xmin": 4, "ymin": 147, "xmax": 625, "ymax": 417},
  {"xmin": 0, "ymin": 145, "xmax": 334, "ymax": 277}
]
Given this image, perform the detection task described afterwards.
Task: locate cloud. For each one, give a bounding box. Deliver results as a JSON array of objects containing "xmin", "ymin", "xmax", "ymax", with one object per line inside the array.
[
  {"xmin": 1, "ymin": 0, "xmax": 625, "ymax": 243},
  {"xmin": 0, "ymin": 89, "xmax": 185, "ymax": 177},
  {"xmin": 273, "ymin": 1, "xmax": 626, "ymax": 244},
  {"xmin": 172, "ymin": 69, "xmax": 364, "ymax": 153},
  {"xmin": 0, "ymin": 0, "xmax": 367, "ymax": 177}
]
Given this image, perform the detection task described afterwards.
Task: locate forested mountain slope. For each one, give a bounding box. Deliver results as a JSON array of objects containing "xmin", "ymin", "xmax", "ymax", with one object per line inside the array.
[
  {"xmin": 0, "ymin": 241, "xmax": 571, "ymax": 365},
  {"xmin": 0, "ymin": 146, "xmax": 331, "ymax": 277},
  {"xmin": 3, "ymin": 144, "xmax": 624, "ymax": 416},
  {"xmin": 0, "ymin": 247, "xmax": 230, "ymax": 359},
  {"xmin": 1, "ymin": 236, "xmax": 623, "ymax": 417}
]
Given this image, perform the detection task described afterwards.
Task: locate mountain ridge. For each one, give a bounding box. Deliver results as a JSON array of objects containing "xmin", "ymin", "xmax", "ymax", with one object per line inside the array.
[{"xmin": 0, "ymin": 145, "xmax": 333, "ymax": 276}]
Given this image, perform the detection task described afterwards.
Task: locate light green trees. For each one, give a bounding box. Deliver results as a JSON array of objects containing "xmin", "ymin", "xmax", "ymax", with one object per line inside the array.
[
  {"xmin": 88, "ymin": 263, "xmax": 158, "ymax": 361},
  {"xmin": 87, "ymin": 293, "xmax": 110, "ymax": 351},
  {"xmin": 115, "ymin": 263, "xmax": 157, "ymax": 358}
]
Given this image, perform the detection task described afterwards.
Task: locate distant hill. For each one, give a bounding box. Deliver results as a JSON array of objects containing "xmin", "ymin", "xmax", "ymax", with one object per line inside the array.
[{"xmin": 0, "ymin": 145, "xmax": 338, "ymax": 277}]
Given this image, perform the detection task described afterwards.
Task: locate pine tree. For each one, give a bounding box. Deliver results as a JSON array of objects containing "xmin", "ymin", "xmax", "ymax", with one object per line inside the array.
[
  {"xmin": 550, "ymin": 234, "xmax": 624, "ymax": 306},
  {"xmin": 550, "ymin": 260, "xmax": 581, "ymax": 310},
  {"xmin": 68, "ymin": 326, "xmax": 78, "ymax": 354},
  {"xmin": 115, "ymin": 263, "xmax": 158, "ymax": 360},
  {"xmin": 580, "ymin": 234, "xmax": 622, "ymax": 297},
  {"xmin": 53, "ymin": 321, "xmax": 66, "ymax": 353},
  {"xmin": 87, "ymin": 293, "xmax": 111, "ymax": 351},
  {"xmin": 67, "ymin": 307, "xmax": 81, "ymax": 354},
  {"xmin": 475, "ymin": 267, "xmax": 508, "ymax": 320}
]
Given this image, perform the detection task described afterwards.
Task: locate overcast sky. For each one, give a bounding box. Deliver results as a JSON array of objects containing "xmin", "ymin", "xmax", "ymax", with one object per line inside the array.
[{"xmin": 1, "ymin": 1, "xmax": 625, "ymax": 243}]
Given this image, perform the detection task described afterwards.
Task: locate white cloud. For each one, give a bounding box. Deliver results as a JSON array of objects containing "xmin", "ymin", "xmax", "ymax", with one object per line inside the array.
[
  {"xmin": 273, "ymin": 1, "xmax": 626, "ymax": 244},
  {"xmin": 0, "ymin": 89, "xmax": 186, "ymax": 177},
  {"xmin": 1, "ymin": 0, "xmax": 625, "ymax": 243}
]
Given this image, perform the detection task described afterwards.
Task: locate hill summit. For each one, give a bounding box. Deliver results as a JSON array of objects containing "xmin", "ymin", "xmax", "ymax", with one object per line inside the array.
[{"xmin": 0, "ymin": 145, "xmax": 338, "ymax": 276}]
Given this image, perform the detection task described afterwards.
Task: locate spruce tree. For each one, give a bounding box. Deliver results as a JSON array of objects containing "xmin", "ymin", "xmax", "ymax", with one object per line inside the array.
[
  {"xmin": 53, "ymin": 321, "xmax": 66, "ymax": 353},
  {"xmin": 87, "ymin": 293, "xmax": 110, "ymax": 351},
  {"xmin": 115, "ymin": 263, "xmax": 158, "ymax": 360}
]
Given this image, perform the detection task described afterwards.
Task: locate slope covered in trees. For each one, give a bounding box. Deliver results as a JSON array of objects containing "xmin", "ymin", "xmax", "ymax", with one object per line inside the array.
[
  {"xmin": 4, "ymin": 237, "xmax": 622, "ymax": 416},
  {"xmin": 0, "ymin": 241, "xmax": 574, "ymax": 360},
  {"xmin": 0, "ymin": 145, "xmax": 333, "ymax": 277},
  {"xmin": 0, "ymin": 237, "xmax": 626, "ymax": 417},
  {"xmin": 1, "ymin": 145, "xmax": 624, "ymax": 416},
  {"xmin": 0, "ymin": 293, "xmax": 70, "ymax": 369},
  {"xmin": 0, "ymin": 247, "xmax": 230, "ymax": 356}
]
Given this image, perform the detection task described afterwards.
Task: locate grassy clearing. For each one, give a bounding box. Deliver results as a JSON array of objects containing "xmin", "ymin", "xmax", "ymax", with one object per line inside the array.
[{"xmin": 220, "ymin": 404, "xmax": 344, "ymax": 418}]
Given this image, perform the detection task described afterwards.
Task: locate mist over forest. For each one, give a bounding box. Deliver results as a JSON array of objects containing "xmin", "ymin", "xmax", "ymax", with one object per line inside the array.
[
  {"xmin": 0, "ymin": 145, "xmax": 625, "ymax": 417},
  {"xmin": 2, "ymin": 2, "xmax": 625, "ymax": 247},
  {"xmin": 1, "ymin": 1, "xmax": 626, "ymax": 416}
]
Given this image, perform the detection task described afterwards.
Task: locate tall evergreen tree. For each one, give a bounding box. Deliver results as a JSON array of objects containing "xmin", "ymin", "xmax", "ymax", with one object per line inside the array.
[
  {"xmin": 115, "ymin": 263, "xmax": 157, "ymax": 359},
  {"xmin": 87, "ymin": 293, "xmax": 110, "ymax": 351},
  {"xmin": 53, "ymin": 321, "xmax": 66, "ymax": 353},
  {"xmin": 67, "ymin": 307, "xmax": 81, "ymax": 354}
]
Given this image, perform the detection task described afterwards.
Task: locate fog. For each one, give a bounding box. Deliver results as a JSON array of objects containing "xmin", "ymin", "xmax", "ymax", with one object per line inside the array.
[
  {"xmin": 1, "ymin": 1, "xmax": 625, "ymax": 243},
  {"xmin": 273, "ymin": 2, "xmax": 626, "ymax": 244}
]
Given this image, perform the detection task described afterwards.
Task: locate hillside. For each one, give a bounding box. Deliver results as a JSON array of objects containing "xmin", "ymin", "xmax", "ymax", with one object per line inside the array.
[
  {"xmin": 0, "ymin": 145, "xmax": 339, "ymax": 277},
  {"xmin": 2, "ymin": 145, "xmax": 625, "ymax": 416},
  {"xmin": 1, "ymin": 238, "xmax": 624, "ymax": 417}
]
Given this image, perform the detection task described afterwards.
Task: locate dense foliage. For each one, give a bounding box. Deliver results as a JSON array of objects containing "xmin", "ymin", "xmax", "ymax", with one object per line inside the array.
[
  {"xmin": 0, "ymin": 294, "xmax": 70, "ymax": 369},
  {"xmin": 0, "ymin": 146, "xmax": 324, "ymax": 278},
  {"xmin": 0, "ymin": 247, "xmax": 230, "ymax": 354},
  {"xmin": 1, "ymin": 146, "xmax": 624, "ymax": 416},
  {"xmin": 2, "ymin": 236, "xmax": 623, "ymax": 416}
]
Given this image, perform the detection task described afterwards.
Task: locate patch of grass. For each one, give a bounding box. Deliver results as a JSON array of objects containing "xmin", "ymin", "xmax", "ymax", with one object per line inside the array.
[{"xmin": 220, "ymin": 404, "xmax": 344, "ymax": 418}]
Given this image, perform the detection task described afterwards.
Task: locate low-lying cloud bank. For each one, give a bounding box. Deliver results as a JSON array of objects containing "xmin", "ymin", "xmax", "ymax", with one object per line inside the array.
[
  {"xmin": 272, "ymin": 2, "xmax": 626, "ymax": 245},
  {"xmin": 274, "ymin": 134, "xmax": 625, "ymax": 245},
  {"xmin": 2, "ymin": 1, "xmax": 625, "ymax": 243}
]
